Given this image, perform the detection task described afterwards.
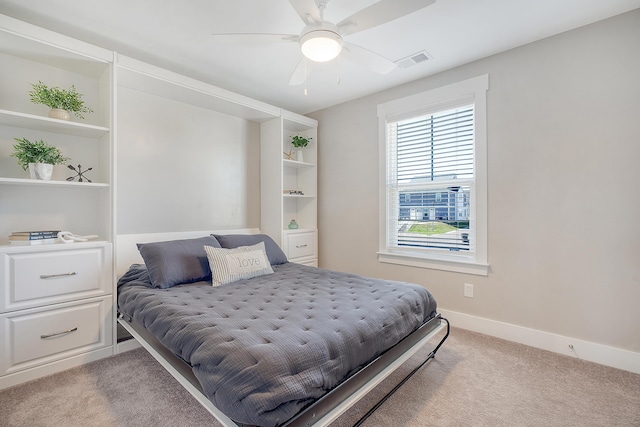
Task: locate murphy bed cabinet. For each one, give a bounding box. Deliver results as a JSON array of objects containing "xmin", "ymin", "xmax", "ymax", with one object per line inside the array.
[
  {"xmin": 117, "ymin": 55, "xmax": 319, "ymax": 266},
  {"xmin": 0, "ymin": 13, "xmax": 318, "ymax": 388},
  {"xmin": 0, "ymin": 15, "xmax": 115, "ymax": 388}
]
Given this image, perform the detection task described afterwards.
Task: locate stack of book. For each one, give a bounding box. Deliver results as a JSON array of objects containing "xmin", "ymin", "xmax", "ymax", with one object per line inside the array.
[{"xmin": 8, "ymin": 230, "xmax": 60, "ymax": 245}]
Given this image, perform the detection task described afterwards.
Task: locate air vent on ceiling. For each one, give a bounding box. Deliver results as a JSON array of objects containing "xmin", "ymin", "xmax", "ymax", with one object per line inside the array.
[{"xmin": 395, "ymin": 50, "xmax": 433, "ymax": 68}]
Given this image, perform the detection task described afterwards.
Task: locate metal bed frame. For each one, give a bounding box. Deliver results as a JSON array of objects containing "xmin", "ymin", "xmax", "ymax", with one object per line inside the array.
[{"xmin": 118, "ymin": 312, "xmax": 449, "ymax": 426}]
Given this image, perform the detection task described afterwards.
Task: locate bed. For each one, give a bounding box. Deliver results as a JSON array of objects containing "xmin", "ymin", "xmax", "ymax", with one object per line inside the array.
[{"xmin": 116, "ymin": 233, "xmax": 448, "ymax": 427}]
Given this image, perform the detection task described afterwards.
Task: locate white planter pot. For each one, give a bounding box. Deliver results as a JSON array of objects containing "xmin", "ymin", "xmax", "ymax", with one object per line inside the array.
[
  {"xmin": 296, "ymin": 149, "xmax": 304, "ymax": 163},
  {"xmin": 28, "ymin": 163, "xmax": 54, "ymax": 180},
  {"xmin": 48, "ymin": 109, "xmax": 71, "ymax": 121}
]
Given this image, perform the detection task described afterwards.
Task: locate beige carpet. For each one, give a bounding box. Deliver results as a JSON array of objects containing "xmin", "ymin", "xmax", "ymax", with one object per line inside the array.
[{"xmin": 1, "ymin": 327, "xmax": 638, "ymax": 427}]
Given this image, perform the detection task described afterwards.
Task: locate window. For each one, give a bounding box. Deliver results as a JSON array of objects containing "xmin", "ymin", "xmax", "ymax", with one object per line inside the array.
[
  {"xmin": 393, "ymin": 106, "xmax": 472, "ymax": 250},
  {"xmin": 377, "ymin": 75, "xmax": 489, "ymax": 275}
]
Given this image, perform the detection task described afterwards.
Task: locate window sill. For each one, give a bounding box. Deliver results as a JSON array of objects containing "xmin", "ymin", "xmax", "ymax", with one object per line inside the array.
[{"xmin": 377, "ymin": 251, "xmax": 489, "ymax": 276}]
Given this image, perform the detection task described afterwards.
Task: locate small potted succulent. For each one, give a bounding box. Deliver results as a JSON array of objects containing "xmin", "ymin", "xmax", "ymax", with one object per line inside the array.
[
  {"xmin": 290, "ymin": 134, "xmax": 312, "ymax": 162},
  {"xmin": 11, "ymin": 137, "xmax": 70, "ymax": 180},
  {"xmin": 29, "ymin": 81, "xmax": 94, "ymax": 120}
]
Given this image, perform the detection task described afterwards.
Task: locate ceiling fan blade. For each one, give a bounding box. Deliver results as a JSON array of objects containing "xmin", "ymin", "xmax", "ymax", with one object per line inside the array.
[
  {"xmin": 337, "ymin": 0, "xmax": 436, "ymax": 36},
  {"xmin": 211, "ymin": 33, "xmax": 298, "ymax": 44},
  {"xmin": 288, "ymin": 0, "xmax": 322, "ymax": 25},
  {"xmin": 288, "ymin": 57, "xmax": 308, "ymax": 86},
  {"xmin": 341, "ymin": 42, "xmax": 397, "ymax": 75}
]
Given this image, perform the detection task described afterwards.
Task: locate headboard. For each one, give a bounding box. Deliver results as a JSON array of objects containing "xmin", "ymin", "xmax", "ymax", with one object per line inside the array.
[{"xmin": 115, "ymin": 228, "xmax": 260, "ymax": 277}]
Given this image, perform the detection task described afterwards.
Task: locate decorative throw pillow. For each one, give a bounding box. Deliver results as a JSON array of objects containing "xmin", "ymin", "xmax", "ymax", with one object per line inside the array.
[
  {"xmin": 137, "ymin": 236, "xmax": 221, "ymax": 289},
  {"xmin": 212, "ymin": 233, "xmax": 288, "ymax": 265},
  {"xmin": 204, "ymin": 241, "xmax": 274, "ymax": 287}
]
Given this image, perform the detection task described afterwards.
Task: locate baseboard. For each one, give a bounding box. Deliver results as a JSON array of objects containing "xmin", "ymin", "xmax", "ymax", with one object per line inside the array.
[
  {"xmin": 117, "ymin": 338, "xmax": 141, "ymax": 353},
  {"xmin": 439, "ymin": 309, "xmax": 640, "ymax": 374},
  {"xmin": 0, "ymin": 346, "xmax": 114, "ymax": 390}
]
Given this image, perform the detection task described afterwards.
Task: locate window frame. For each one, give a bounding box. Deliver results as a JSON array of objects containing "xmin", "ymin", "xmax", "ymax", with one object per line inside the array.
[{"xmin": 377, "ymin": 75, "xmax": 489, "ymax": 276}]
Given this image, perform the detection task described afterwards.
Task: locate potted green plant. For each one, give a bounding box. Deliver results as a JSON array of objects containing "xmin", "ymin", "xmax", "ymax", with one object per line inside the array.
[
  {"xmin": 290, "ymin": 134, "xmax": 312, "ymax": 162},
  {"xmin": 11, "ymin": 137, "xmax": 70, "ymax": 180},
  {"xmin": 29, "ymin": 81, "xmax": 94, "ymax": 120}
]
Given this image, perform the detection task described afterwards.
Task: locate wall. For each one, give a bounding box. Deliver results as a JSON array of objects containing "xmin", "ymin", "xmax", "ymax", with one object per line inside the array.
[
  {"xmin": 309, "ymin": 10, "xmax": 640, "ymax": 359},
  {"xmin": 117, "ymin": 86, "xmax": 261, "ymax": 234}
]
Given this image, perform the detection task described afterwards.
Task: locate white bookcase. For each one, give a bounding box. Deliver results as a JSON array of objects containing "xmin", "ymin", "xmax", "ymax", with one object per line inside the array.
[
  {"xmin": 0, "ymin": 15, "xmax": 115, "ymax": 388},
  {"xmin": 261, "ymin": 113, "xmax": 318, "ymax": 265},
  {"xmin": 0, "ymin": 15, "xmax": 113, "ymax": 241}
]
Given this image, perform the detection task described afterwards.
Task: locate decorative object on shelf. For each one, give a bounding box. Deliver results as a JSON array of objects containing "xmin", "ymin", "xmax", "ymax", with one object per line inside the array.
[
  {"xmin": 11, "ymin": 137, "xmax": 70, "ymax": 180},
  {"xmin": 57, "ymin": 231, "xmax": 99, "ymax": 243},
  {"xmin": 66, "ymin": 164, "xmax": 93, "ymax": 182},
  {"xmin": 288, "ymin": 219, "xmax": 299, "ymax": 229},
  {"xmin": 283, "ymin": 149, "xmax": 295, "ymax": 160},
  {"xmin": 285, "ymin": 189, "xmax": 305, "ymax": 195},
  {"xmin": 28, "ymin": 80, "xmax": 94, "ymax": 120},
  {"xmin": 29, "ymin": 163, "xmax": 54, "ymax": 180},
  {"xmin": 9, "ymin": 230, "xmax": 61, "ymax": 241},
  {"xmin": 290, "ymin": 134, "xmax": 312, "ymax": 163},
  {"xmin": 9, "ymin": 237, "xmax": 58, "ymax": 245},
  {"xmin": 8, "ymin": 230, "xmax": 60, "ymax": 245},
  {"xmin": 48, "ymin": 109, "xmax": 71, "ymax": 120}
]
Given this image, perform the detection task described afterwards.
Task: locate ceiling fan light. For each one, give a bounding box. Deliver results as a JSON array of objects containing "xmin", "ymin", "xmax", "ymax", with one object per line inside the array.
[{"xmin": 300, "ymin": 30, "xmax": 343, "ymax": 62}]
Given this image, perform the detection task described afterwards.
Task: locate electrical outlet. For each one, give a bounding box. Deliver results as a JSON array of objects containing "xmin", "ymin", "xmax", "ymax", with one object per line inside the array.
[{"xmin": 464, "ymin": 283, "xmax": 474, "ymax": 298}]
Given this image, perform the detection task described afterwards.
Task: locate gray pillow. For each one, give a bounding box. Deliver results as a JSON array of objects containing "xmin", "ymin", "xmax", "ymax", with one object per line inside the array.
[
  {"xmin": 212, "ymin": 234, "xmax": 288, "ymax": 265},
  {"xmin": 137, "ymin": 236, "xmax": 221, "ymax": 288}
]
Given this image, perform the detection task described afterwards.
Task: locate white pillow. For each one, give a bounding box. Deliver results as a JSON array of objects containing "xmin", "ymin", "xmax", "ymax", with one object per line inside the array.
[{"xmin": 204, "ymin": 241, "xmax": 274, "ymax": 287}]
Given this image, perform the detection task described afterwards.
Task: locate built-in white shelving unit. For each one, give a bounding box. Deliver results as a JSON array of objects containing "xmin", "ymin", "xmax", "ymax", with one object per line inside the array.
[
  {"xmin": 261, "ymin": 113, "xmax": 318, "ymax": 266},
  {"xmin": 0, "ymin": 15, "xmax": 114, "ymax": 242},
  {"xmin": 0, "ymin": 14, "xmax": 114, "ymax": 389}
]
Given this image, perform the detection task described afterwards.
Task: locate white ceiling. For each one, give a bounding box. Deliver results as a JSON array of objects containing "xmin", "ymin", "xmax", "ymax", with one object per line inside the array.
[{"xmin": 1, "ymin": 0, "xmax": 638, "ymax": 115}]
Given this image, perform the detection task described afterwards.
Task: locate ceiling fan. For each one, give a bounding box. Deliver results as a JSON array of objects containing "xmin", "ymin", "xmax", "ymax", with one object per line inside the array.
[{"xmin": 212, "ymin": 0, "xmax": 436, "ymax": 86}]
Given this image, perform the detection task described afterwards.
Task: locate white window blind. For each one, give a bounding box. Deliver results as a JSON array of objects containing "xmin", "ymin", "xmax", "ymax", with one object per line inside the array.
[{"xmin": 386, "ymin": 104, "xmax": 475, "ymax": 254}]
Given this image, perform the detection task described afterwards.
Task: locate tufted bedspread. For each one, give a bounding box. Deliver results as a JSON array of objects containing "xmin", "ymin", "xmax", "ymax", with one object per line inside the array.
[{"xmin": 117, "ymin": 262, "xmax": 437, "ymax": 427}]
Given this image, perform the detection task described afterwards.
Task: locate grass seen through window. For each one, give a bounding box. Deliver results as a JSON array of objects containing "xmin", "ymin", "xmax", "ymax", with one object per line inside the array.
[{"xmin": 408, "ymin": 222, "xmax": 458, "ymax": 236}]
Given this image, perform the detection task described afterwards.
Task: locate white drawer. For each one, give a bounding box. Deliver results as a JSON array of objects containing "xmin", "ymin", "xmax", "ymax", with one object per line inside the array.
[
  {"xmin": 1, "ymin": 245, "xmax": 112, "ymax": 312},
  {"xmin": 296, "ymin": 259, "xmax": 318, "ymax": 267},
  {"xmin": 0, "ymin": 296, "xmax": 112, "ymax": 375},
  {"xmin": 284, "ymin": 230, "xmax": 317, "ymax": 261}
]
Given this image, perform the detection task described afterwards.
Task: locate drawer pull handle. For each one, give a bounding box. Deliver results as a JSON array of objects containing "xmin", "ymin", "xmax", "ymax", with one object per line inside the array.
[
  {"xmin": 296, "ymin": 244, "xmax": 308, "ymax": 248},
  {"xmin": 40, "ymin": 327, "xmax": 78, "ymax": 339},
  {"xmin": 40, "ymin": 272, "xmax": 78, "ymax": 279}
]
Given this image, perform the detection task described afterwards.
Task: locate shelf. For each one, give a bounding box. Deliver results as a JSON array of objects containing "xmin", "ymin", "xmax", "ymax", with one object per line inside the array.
[
  {"xmin": 0, "ymin": 240, "xmax": 110, "ymax": 252},
  {"xmin": 0, "ymin": 15, "xmax": 112, "ymax": 77},
  {"xmin": 0, "ymin": 177, "xmax": 109, "ymax": 188},
  {"xmin": 0, "ymin": 109, "xmax": 109, "ymax": 138},
  {"xmin": 283, "ymin": 159, "xmax": 314, "ymax": 169},
  {"xmin": 282, "ymin": 111, "xmax": 318, "ymax": 130},
  {"xmin": 283, "ymin": 194, "xmax": 315, "ymax": 199}
]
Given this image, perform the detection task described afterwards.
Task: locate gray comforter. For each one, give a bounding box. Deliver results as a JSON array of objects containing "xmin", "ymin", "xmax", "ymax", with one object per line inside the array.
[{"xmin": 117, "ymin": 262, "xmax": 437, "ymax": 426}]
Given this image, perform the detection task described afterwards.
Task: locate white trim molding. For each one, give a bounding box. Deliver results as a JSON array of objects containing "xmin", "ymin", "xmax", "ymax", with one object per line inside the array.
[
  {"xmin": 439, "ymin": 309, "xmax": 640, "ymax": 374},
  {"xmin": 377, "ymin": 251, "xmax": 489, "ymax": 276},
  {"xmin": 378, "ymin": 75, "xmax": 489, "ymax": 274}
]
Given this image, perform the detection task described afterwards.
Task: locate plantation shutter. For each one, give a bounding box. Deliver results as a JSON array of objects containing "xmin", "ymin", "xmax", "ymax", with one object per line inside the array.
[{"xmin": 386, "ymin": 104, "xmax": 475, "ymax": 254}]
